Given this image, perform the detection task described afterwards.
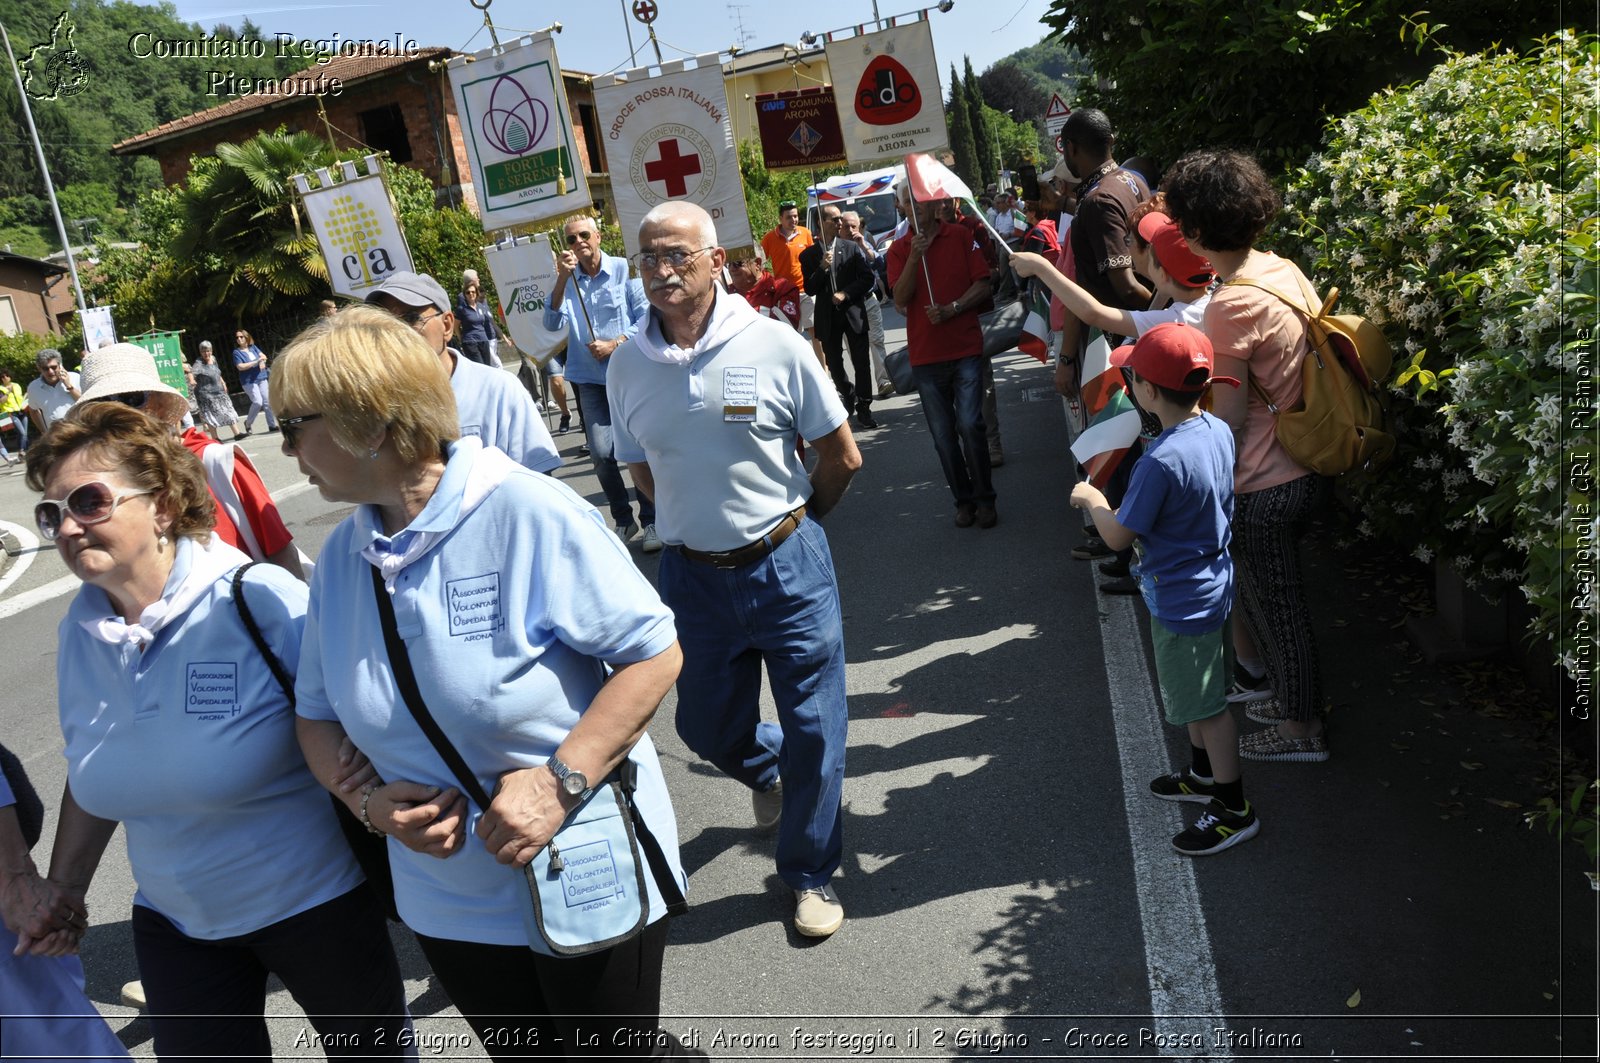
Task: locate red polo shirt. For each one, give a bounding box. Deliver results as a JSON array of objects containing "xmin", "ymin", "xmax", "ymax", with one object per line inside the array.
[{"xmin": 887, "ymin": 221, "xmax": 991, "ymax": 366}]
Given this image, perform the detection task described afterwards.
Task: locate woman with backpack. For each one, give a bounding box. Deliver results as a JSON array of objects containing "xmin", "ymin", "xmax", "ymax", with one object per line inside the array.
[{"xmin": 1162, "ymin": 148, "xmax": 1329, "ymax": 764}]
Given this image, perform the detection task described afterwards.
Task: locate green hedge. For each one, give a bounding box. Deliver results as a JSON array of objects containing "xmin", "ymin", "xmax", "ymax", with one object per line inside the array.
[{"xmin": 1282, "ymin": 32, "xmax": 1597, "ymax": 681}]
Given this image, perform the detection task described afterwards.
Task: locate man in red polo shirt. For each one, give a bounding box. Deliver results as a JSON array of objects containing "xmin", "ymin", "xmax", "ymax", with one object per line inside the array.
[
  {"xmin": 887, "ymin": 183, "xmax": 998, "ymax": 528},
  {"xmin": 727, "ymin": 252, "xmax": 803, "ymax": 330}
]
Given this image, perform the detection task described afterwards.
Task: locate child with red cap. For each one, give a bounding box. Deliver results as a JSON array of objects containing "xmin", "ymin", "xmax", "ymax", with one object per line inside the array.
[{"xmin": 1069, "ymin": 322, "xmax": 1259, "ymax": 855}]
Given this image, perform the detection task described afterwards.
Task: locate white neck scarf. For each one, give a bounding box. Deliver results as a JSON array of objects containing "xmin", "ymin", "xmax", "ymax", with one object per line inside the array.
[
  {"xmin": 635, "ymin": 287, "xmax": 762, "ymax": 366},
  {"xmin": 79, "ymin": 536, "xmax": 251, "ymax": 649},
  {"xmin": 360, "ymin": 441, "xmax": 519, "ymax": 591}
]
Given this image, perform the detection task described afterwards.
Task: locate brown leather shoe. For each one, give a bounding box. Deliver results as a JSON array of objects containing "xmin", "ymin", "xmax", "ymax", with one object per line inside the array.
[
  {"xmin": 954, "ymin": 504, "xmax": 977, "ymax": 528},
  {"xmin": 976, "ymin": 504, "xmax": 998, "ymax": 529}
]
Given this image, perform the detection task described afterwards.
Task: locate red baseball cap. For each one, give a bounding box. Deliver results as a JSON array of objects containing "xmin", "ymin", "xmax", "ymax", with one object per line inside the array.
[
  {"xmin": 1137, "ymin": 211, "xmax": 1214, "ymax": 289},
  {"xmin": 1111, "ymin": 322, "xmax": 1240, "ymax": 392}
]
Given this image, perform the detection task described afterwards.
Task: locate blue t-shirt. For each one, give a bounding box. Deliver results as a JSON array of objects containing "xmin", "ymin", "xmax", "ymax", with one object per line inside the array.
[
  {"xmin": 541, "ymin": 255, "xmax": 648, "ymax": 385},
  {"xmin": 1115, "ymin": 412, "xmax": 1236, "ymax": 634},
  {"xmin": 294, "ymin": 438, "xmax": 685, "ymax": 949},
  {"xmin": 57, "ymin": 541, "xmax": 362, "ymax": 939},
  {"xmin": 450, "ymin": 351, "xmax": 561, "ymax": 473}
]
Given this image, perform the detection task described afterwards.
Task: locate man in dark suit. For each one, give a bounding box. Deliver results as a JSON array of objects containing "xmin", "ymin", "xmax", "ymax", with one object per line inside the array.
[{"xmin": 801, "ymin": 204, "xmax": 879, "ymax": 430}]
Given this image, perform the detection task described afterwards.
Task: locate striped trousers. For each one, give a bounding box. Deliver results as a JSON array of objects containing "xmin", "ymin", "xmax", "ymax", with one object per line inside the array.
[{"xmin": 1233, "ymin": 474, "xmax": 1323, "ymax": 722}]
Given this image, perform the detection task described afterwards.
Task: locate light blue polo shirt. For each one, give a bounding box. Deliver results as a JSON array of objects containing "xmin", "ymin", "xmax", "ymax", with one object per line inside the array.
[
  {"xmin": 608, "ymin": 300, "xmax": 848, "ymax": 552},
  {"xmin": 57, "ymin": 543, "xmax": 362, "ymax": 940},
  {"xmin": 294, "ymin": 438, "xmax": 685, "ymax": 949},
  {"xmin": 541, "ymin": 255, "xmax": 648, "ymax": 385},
  {"xmin": 450, "ymin": 350, "xmax": 561, "ymax": 473}
]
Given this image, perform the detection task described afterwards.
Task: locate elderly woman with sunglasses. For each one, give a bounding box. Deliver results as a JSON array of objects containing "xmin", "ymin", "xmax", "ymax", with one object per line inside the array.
[
  {"xmin": 21, "ymin": 403, "xmax": 409, "ymax": 1060},
  {"xmin": 78, "ymin": 343, "xmax": 304, "ymax": 579},
  {"xmin": 273, "ymin": 305, "xmax": 701, "ymax": 1061}
]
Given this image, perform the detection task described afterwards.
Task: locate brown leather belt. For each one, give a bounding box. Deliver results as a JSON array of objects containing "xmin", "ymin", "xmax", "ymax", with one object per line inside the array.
[{"xmin": 675, "ymin": 506, "xmax": 807, "ymax": 569}]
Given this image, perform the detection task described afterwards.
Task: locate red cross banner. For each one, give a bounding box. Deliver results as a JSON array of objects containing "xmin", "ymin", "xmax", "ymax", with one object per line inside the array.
[
  {"xmin": 593, "ymin": 55, "xmax": 753, "ymax": 258},
  {"xmin": 824, "ymin": 18, "xmax": 949, "ymax": 167},
  {"xmin": 447, "ymin": 32, "xmax": 591, "ymax": 231}
]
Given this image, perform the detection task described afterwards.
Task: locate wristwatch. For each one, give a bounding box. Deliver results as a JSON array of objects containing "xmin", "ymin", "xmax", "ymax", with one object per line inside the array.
[{"xmin": 546, "ymin": 754, "xmax": 590, "ymax": 799}]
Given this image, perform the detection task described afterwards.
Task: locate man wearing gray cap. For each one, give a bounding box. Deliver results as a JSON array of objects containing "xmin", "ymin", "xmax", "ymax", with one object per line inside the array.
[{"xmin": 366, "ymin": 270, "xmax": 561, "ymax": 475}]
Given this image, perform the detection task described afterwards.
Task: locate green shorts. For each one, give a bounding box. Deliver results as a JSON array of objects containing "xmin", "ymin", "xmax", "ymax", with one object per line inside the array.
[{"xmin": 1149, "ymin": 616, "xmax": 1232, "ymax": 727}]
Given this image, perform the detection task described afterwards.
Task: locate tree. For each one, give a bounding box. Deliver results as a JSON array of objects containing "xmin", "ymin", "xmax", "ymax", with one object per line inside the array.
[
  {"xmin": 1040, "ymin": 0, "xmax": 1565, "ymax": 170},
  {"xmin": 977, "ymin": 61, "xmax": 1049, "ymax": 126},
  {"xmin": 946, "ymin": 65, "xmax": 980, "ymax": 189},
  {"xmin": 168, "ymin": 129, "xmax": 334, "ymax": 317},
  {"xmin": 962, "ymin": 57, "xmax": 994, "ymax": 188}
]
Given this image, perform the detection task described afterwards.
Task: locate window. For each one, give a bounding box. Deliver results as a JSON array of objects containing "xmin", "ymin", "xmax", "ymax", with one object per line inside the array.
[
  {"xmin": 359, "ymin": 104, "xmax": 413, "ymax": 164},
  {"xmin": 0, "ymin": 296, "xmax": 18, "ymax": 337},
  {"xmin": 576, "ymin": 102, "xmax": 603, "ymax": 173}
]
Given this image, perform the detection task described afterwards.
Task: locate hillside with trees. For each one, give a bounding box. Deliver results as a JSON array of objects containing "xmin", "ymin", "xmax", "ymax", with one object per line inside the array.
[{"xmin": 0, "ymin": 0, "xmax": 311, "ymax": 255}]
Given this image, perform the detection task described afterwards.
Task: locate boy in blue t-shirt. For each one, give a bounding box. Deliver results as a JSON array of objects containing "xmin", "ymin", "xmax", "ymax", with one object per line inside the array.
[{"xmin": 1070, "ymin": 322, "xmax": 1259, "ymax": 856}]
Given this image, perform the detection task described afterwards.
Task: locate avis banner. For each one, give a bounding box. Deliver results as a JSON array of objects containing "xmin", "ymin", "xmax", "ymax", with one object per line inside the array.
[
  {"xmin": 593, "ymin": 56, "xmax": 754, "ymax": 258},
  {"xmin": 298, "ymin": 164, "xmax": 414, "ymax": 300},
  {"xmin": 448, "ymin": 33, "xmax": 591, "ymax": 231},
  {"xmin": 79, "ymin": 306, "xmax": 117, "ymax": 350},
  {"xmin": 483, "ymin": 235, "xmax": 566, "ymax": 366},
  {"xmin": 824, "ymin": 18, "xmax": 949, "ymax": 166},
  {"xmin": 754, "ymin": 87, "xmax": 846, "ymax": 170}
]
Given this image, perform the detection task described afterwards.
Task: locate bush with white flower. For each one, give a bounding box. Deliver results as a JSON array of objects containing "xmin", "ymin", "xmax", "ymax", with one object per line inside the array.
[{"xmin": 1281, "ymin": 31, "xmax": 1597, "ymax": 683}]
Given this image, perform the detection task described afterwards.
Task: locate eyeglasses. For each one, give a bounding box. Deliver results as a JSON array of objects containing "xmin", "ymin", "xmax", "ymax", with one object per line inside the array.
[
  {"xmin": 278, "ymin": 412, "xmax": 323, "ymax": 449},
  {"xmin": 565, "ymin": 230, "xmax": 594, "ymax": 244},
  {"xmin": 634, "ymin": 247, "xmax": 713, "ymax": 272},
  {"xmin": 35, "ymin": 481, "xmax": 155, "ymax": 541},
  {"xmin": 778, "ymin": 200, "xmax": 797, "ymax": 211},
  {"xmin": 401, "ymin": 308, "xmax": 444, "ymax": 330},
  {"xmin": 105, "ymin": 391, "xmax": 150, "ymax": 409}
]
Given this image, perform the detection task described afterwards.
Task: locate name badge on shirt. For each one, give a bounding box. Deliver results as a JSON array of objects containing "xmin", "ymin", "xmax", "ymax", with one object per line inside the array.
[
  {"xmin": 447, "ymin": 573, "xmax": 504, "ymax": 641},
  {"xmin": 723, "ymin": 367, "xmax": 757, "ymax": 422},
  {"xmin": 186, "ymin": 661, "xmax": 240, "ymax": 719}
]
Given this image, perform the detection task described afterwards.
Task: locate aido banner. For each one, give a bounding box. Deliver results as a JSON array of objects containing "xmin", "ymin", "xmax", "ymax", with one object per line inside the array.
[
  {"xmin": 824, "ymin": 18, "xmax": 949, "ymax": 166},
  {"xmin": 297, "ymin": 159, "xmax": 414, "ymax": 299},
  {"xmin": 483, "ymin": 235, "xmax": 565, "ymax": 366},
  {"xmin": 593, "ymin": 56, "xmax": 753, "ymax": 258},
  {"xmin": 449, "ymin": 33, "xmax": 591, "ymax": 231}
]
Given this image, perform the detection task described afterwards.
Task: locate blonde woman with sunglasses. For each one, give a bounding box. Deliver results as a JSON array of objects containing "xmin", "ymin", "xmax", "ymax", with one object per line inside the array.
[{"xmin": 21, "ymin": 403, "xmax": 409, "ymax": 1060}]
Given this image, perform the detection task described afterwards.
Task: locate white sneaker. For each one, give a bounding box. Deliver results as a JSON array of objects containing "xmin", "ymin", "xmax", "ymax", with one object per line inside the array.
[
  {"xmin": 640, "ymin": 524, "xmax": 663, "ymax": 553},
  {"xmin": 616, "ymin": 520, "xmax": 640, "ymax": 543},
  {"xmin": 793, "ymin": 884, "xmax": 844, "ymax": 938},
  {"xmin": 121, "ymin": 979, "xmax": 147, "ymax": 1009}
]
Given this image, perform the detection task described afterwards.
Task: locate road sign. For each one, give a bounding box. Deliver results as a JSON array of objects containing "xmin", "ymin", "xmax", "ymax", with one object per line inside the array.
[
  {"xmin": 632, "ymin": 0, "xmax": 658, "ymax": 24},
  {"xmin": 1045, "ymin": 92, "xmax": 1071, "ymax": 136}
]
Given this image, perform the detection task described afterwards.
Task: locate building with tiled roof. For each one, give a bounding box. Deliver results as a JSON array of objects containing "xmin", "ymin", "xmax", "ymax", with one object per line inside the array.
[{"xmin": 112, "ymin": 46, "xmax": 614, "ymax": 214}]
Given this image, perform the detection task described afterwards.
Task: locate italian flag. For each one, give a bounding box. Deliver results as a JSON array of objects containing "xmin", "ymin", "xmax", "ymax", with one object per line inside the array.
[
  {"xmin": 1018, "ymin": 287, "xmax": 1050, "ymax": 362},
  {"xmin": 1078, "ymin": 330, "xmax": 1126, "ymax": 416},
  {"xmin": 1070, "ymin": 384, "xmax": 1142, "ymax": 489}
]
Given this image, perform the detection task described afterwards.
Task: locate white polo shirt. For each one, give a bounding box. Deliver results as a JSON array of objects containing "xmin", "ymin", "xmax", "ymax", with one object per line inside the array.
[
  {"xmin": 26, "ymin": 372, "xmax": 79, "ymax": 427},
  {"xmin": 449, "ymin": 350, "xmax": 561, "ymax": 474},
  {"xmin": 608, "ymin": 296, "xmax": 848, "ymax": 552},
  {"xmin": 294, "ymin": 439, "xmax": 684, "ymax": 949}
]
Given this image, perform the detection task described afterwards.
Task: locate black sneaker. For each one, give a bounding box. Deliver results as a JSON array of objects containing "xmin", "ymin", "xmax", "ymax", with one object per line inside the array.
[
  {"xmin": 1071, "ymin": 537, "xmax": 1113, "ymax": 560},
  {"xmin": 1171, "ymin": 800, "xmax": 1260, "ymax": 856},
  {"xmin": 1224, "ymin": 663, "xmax": 1274, "ymax": 704},
  {"xmin": 855, "ymin": 407, "xmax": 879, "ymax": 430},
  {"xmin": 557, "ymin": 414, "xmax": 571, "ymax": 434},
  {"xmin": 1097, "ymin": 558, "xmax": 1129, "ymax": 578},
  {"xmin": 1148, "ymin": 770, "xmax": 1219, "ymax": 804}
]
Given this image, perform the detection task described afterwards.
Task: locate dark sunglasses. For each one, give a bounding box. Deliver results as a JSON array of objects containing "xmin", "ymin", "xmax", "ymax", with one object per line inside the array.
[
  {"xmin": 35, "ymin": 481, "xmax": 154, "ymax": 541},
  {"xmin": 278, "ymin": 412, "xmax": 323, "ymax": 448},
  {"xmin": 566, "ymin": 230, "xmax": 594, "ymax": 244},
  {"xmin": 105, "ymin": 391, "xmax": 150, "ymax": 409},
  {"xmin": 778, "ymin": 200, "xmax": 797, "ymax": 210},
  {"xmin": 401, "ymin": 308, "xmax": 444, "ymax": 330}
]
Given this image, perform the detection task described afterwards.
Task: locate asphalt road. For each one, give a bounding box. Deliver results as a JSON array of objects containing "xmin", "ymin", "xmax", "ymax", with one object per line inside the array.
[{"xmin": 1, "ymin": 308, "xmax": 1594, "ymax": 1060}]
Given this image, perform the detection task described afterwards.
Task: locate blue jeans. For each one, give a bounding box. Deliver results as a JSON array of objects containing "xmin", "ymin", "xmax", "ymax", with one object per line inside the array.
[
  {"xmin": 912, "ymin": 354, "xmax": 994, "ymax": 508},
  {"xmin": 657, "ymin": 517, "xmax": 847, "ymax": 889},
  {"xmin": 576, "ymin": 381, "xmax": 654, "ymax": 527}
]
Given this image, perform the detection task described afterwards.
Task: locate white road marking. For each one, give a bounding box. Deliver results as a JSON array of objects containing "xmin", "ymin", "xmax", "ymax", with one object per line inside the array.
[
  {"xmin": 1096, "ymin": 581, "xmax": 1233, "ymax": 1056},
  {"xmin": 0, "ymin": 520, "xmax": 38, "ymax": 599}
]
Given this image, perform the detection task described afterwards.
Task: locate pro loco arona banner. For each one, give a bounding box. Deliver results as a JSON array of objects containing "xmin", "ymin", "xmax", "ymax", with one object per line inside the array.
[
  {"xmin": 483, "ymin": 235, "xmax": 566, "ymax": 366},
  {"xmin": 824, "ymin": 18, "xmax": 948, "ymax": 166},
  {"xmin": 593, "ymin": 55, "xmax": 753, "ymax": 258},
  {"xmin": 448, "ymin": 33, "xmax": 591, "ymax": 231}
]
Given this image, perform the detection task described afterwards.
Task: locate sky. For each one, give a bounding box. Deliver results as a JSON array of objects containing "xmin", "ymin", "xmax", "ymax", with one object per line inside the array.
[{"xmin": 165, "ymin": 0, "xmax": 1060, "ymax": 97}]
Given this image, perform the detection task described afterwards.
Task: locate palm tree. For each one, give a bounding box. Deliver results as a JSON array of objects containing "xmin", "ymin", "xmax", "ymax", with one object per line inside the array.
[{"xmin": 170, "ymin": 129, "xmax": 333, "ymax": 317}]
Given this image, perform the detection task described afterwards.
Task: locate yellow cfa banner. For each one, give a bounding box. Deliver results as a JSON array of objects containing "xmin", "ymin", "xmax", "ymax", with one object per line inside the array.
[
  {"xmin": 825, "ymin": 19, "xmax": 949, "ymax": 167},
  {"xmin": 448, "ymin": 33, "xmax": 591, "ymax": 231},
  {"xmin": 297, "ymin": 159, "xmax": 414, "ymax": 299}
]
